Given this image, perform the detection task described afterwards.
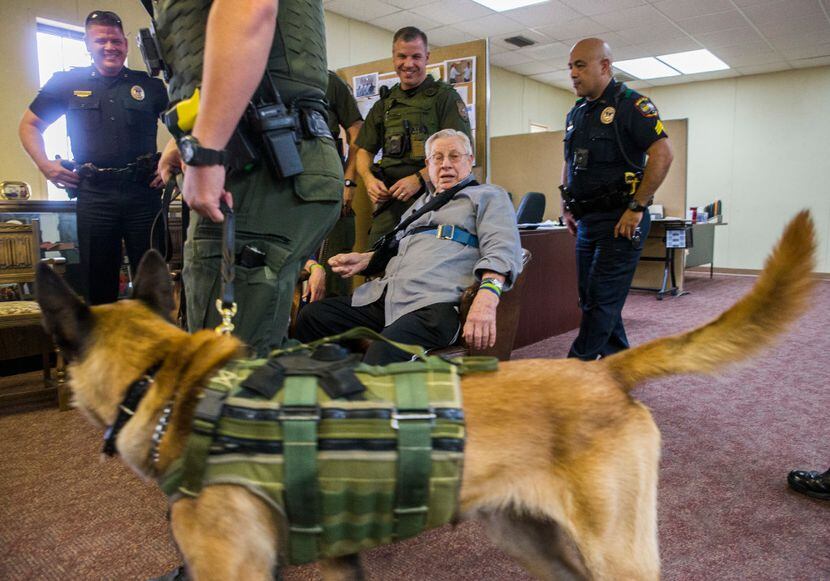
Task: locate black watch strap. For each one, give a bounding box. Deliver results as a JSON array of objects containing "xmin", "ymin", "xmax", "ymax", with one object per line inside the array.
[
  {"xmin": 344, "ymin": 179, "xmax": 357, "ymax": 188},
  {"xmin": 179, "ymin": 136, "xmax": 227, "ymax": 167}
]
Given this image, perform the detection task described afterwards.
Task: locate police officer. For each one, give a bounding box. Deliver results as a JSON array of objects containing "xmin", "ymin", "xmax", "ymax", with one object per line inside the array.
[
  {"xmin": 319, "ymin": 70, "xmax": 363, "ymax": 297},
  {"xmin": 19, "ymin": 10, "xmax": 168, "ymax": 305},
  {"xmin": 154, "ymin": 0, "xmax": 342, "ymax": 356},
  {"xmin": 561, "ymin": 38, "xmax": 674, "ymax": 361},
  {"xmin": 356, "ymin": 26, "xmax": 472, "ymax": 247}
]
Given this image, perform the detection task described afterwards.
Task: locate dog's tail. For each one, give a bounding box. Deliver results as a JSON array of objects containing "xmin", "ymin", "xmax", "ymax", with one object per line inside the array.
[{"xmin": 605, "ymin": 210, "xmax": 817, "ymax": 392}]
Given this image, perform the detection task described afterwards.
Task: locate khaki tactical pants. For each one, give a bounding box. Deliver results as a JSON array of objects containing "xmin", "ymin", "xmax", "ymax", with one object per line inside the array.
[{"xmin": 183, "ymin": 137, "xmax": 342, "ymax": 356}]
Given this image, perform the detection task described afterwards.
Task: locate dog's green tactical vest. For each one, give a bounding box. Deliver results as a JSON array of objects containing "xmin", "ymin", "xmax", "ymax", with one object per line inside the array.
[
  {"xmin": 153, "ymin": 0, "xmax": 328, "ymax": 103},
  {"xmin": 159, "ymin": 333, "xmax": 495, "ymax": 565}
]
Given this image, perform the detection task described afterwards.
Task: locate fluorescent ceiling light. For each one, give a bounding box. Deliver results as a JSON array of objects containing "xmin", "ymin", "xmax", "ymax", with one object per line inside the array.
[
  {"xmin": 470, "ymin": 0, "xmax": 549, "ymax": 11},
  {"xmin": 657, "ymin": 49, "xmax": 729, "ymax": 74},
  {"xmin": 614, "ymin": 57, "xmax": 681, "ymax": 79}
]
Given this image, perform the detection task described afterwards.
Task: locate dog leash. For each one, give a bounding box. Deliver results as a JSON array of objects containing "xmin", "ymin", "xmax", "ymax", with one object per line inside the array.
[{"xmin": 215, "ymin": 200, "xmax": 237, "ymax": 335}]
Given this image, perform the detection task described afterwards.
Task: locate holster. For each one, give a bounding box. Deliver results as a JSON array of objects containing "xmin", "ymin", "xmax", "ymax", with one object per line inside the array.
[
  {"xmin": 362, "ymin": 233, "xmax": 399, "ymax": 277},
  {"xmin": 560, "ymin": 174, "xmax": 642, "ymax": 219}
]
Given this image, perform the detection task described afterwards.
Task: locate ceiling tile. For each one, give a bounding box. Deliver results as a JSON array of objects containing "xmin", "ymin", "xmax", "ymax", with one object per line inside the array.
[
  {"xmin": 558, "ymin": 31, "xmax": 631, "ymax": 49},
  {"xmin": 769, "ymin": 31, "xmax": 830, "ymax": 51},
  {"xmin": 383, "ymin": 0, "xmax": 437, "ymax": 8},
  {"xmin": 713, "ymin": 44, "xmax": 784, "ymax": 66},
  {"xmin": 489, "ymin": 28, "xmax": 551, "ymax": 52},
  {"xmin": 526, "ymin": 41, "xmax": 572, "ymax": 61},
  {"xmin": 508, "ymin": 59, "xmax": 562, "ymax": 75},
  {"xmin": 740, "ymin": 0, "xmax": 825, "ymax": 26},
  {"xmin": 640, "ymin": 36, "xmax": 703, "ymax": 56},
  {"xmin": 533, "ymin": 16, "xmax": 610, "ymax": 41},
  {"xmin": 651, "ymin": 0, "xmax": 736, "ymax": 20},
  {"xmin": 615, "ymin": 24, "xmax": 692, "ymax": 45},
  {"xmin": 779, "ymin": 42, "xmax": 830, "ymax": 60},
  {"xmin": 409, "ymin": 0, "xmax": 493, "ymax": 25},
  {"xmin": 425, "ymin": 26, "xmax": 478, "ymax": 47},
  {"xmin": 675, "ymin": 10, "xmax": 751, "ymax": 35},
  {"xmin": 735, "ymin": 62, "xmax": 791, "ymax": 75},
  {"xmin": 454, "ymin": 13, "xmax": 530, "ymax": 37},
  {"xmin": 502, "ymin": 0, "xmax": 581, "ymax": 28},
  {"xmin": 692, "ymin": 27, "xmax": 766, "ymax": 49},
  {"xmin": 370, "ymin": 10, "xmax": 441, "ymax": 32},
  {"xmin": 326, "ymin": 0, "xmax": 401, "ymax": 20},
  {"xmin": 592, "ymin": 4, "xmax": 672, "ymax": 29},
  {"xmin": 790, "ymin": 55, "xmax": 830, "ymax": 68},
  {"xmin": 530, "ymin": 69, "xmax": 574, "ymax": 84},
  {"xmin": 752, "ymin": 15, "xmax": 830, "ymax": 38},
  {"xmin": 490, "ymin": 50, "xmax": 537, "ymax": 67},
  {"xmin": 560, "ymin": 0, "xmax": 648, "ymax": 18},
  {"xmin": 626, "ymin": 80, "xmax": 655, "ymax": 90}
]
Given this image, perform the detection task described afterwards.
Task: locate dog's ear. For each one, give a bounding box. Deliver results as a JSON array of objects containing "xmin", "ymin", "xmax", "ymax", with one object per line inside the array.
[
  {"xmin": 35, "ymin": 262, "xmax": 92, "ymax": 359},
  {"xmin": 132, "ymin": 250, "xmax": 175, "ymax": 322}
]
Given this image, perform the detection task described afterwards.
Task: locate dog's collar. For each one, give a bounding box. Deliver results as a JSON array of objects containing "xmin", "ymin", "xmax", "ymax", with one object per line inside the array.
[
  {"xmin": 150, "ymin": 399, "xmax": 175, "ymax": 470},
  {"xmin": 102, "ymin": 363, "xmax": 161, "ymax": 457}
]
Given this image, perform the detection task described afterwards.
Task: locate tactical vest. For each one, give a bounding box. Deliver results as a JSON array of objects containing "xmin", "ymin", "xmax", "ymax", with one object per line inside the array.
[
  {"xmin": 158, "ymin": 343, "xmax": 496, "ymax": 565},
  {"xmin": 154, "ymin": 0, "xmax": 328, "ymax": 104},
  {"xmin": 379, "ymin": 78, "xmax": 450, "ymax": 179}
]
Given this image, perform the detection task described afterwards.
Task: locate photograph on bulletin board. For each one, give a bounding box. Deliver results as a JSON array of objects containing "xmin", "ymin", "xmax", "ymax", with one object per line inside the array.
[
  {"xmin": 446, "ymin": 57, "xmax": 474, "ymax": 85},
  {"xmin": 453, "ymin": 81, "xmax": 474, "ymax": 105},
  {"xmin": 353, "ymin": 72, "xmax": 378, "ymax": 98}
]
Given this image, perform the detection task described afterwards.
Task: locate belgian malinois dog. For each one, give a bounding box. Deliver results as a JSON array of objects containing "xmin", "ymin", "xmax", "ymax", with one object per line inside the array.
[{"xmin": 35, "ymin": 211, "xmax": 815, "ymax": 580}]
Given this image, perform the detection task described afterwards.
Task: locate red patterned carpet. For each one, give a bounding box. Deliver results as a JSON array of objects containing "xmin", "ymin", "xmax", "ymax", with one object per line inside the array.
[{"xmin": 1, "ymin": 273, "xmax": 828, "ymax": 580}]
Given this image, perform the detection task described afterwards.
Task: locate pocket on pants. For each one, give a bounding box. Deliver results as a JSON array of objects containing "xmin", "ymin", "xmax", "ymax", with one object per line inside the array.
[{"xmin": 183, "ymin": 238, "xmax": 223, "ymax": 331}]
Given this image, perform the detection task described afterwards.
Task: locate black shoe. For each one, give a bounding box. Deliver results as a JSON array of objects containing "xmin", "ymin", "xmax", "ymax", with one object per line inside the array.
[
  {"xmin": 150, "ymin": 566, "xmax": 189, "ymax": 581},
  {"xmin": 788, "ymin": 467, "xmax": 830, "ymax": 500}
]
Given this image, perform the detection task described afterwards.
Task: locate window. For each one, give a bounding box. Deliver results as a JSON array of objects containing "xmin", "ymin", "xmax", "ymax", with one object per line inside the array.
[{"xmin": 35, "ymin": 19, "xmax": 89, "ymax": 200}]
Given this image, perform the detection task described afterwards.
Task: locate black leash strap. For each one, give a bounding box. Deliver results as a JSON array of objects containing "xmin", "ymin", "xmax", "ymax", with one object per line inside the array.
[{"xmin": 215, "ymin": 200, "xmax": 237, "ymax": 335}]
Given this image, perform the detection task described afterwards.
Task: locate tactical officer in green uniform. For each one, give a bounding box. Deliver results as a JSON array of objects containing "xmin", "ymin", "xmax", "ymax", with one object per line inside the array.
[
  {"xmin": 154, "ymin": 0, "xmax": 342, "ymax": 356},
  {"xmin": 318, "ymin": 70, "xmax": 363, "ymax": 297},
  {"xmin": 356, "ymin": 27, "xmax": 472, "ymax": 247}
]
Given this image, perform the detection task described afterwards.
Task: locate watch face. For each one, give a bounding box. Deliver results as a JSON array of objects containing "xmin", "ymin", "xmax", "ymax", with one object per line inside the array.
[{"xmin": 180, "ymin": 139, "xmax": 195, "ymax": 163}]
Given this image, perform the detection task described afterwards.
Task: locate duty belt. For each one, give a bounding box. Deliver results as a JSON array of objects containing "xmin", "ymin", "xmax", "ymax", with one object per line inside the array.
[{"xmin": 560, "ymin": 173, "xmax": 642, "ymax": 220}]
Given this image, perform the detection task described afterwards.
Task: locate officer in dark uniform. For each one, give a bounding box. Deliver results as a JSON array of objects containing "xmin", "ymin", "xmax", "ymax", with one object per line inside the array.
[
  {"xmin": 318, "ymin": 70, "xmax": 363, "ymax": 297},
  {"xmin": 356, "ymin": 26, "xmax": 472, "ymax": 247},
  {"xmin": 561, "ymin": 38, "xmax": 674, "ymax": 361},
  {"xmin": 19, "ymin": 10, "xmax": 168, "ymax": 305}
]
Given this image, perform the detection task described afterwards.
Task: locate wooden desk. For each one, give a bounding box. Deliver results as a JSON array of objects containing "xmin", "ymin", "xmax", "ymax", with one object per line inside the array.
[{"xmin": 514, "ymin": 228, "xmax": 580, "ymax": 348}]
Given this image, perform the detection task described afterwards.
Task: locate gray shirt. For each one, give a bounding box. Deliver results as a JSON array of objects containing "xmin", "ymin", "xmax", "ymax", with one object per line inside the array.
[{"xmin": 353, "ymin": 178, "xmax": 524, "ymax": 326}]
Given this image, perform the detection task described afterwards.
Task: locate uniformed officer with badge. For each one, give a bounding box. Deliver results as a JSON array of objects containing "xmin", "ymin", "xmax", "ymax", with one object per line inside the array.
[
  {"xmin": 19, "ymin": 11, "xmax": 168, "ymax": 305},
  {"xmin": 153, "ymin": 0, "xmax": 343, "ymax": 356},
  {"xmin": 560, "ymin": 38, "xmax": 674, "ymax": 361},
  {"xmin": 356, "ymin": 26, "xmax": 472, "ymax": 247}
]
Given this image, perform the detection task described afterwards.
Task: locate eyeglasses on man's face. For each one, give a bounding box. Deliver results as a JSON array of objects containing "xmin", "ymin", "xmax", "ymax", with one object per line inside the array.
[{"xmin": 427, "ymin": 151, "xmax": 471, "ymax": 164}]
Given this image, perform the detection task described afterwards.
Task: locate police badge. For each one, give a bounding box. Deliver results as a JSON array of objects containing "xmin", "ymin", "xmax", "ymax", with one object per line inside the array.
[{"xmin": 131, "ymin": 85, "xmax": 146, "ymax": 101}]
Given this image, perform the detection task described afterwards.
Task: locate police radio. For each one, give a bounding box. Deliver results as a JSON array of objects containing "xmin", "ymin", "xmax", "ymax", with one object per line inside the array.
[
  {"xmin": 246, "ymin": 77, "xmax": 304, "ymax": 179},
  {"xmin": 136, "ymin": 24, "xmax": 170, "ymax": 81}
]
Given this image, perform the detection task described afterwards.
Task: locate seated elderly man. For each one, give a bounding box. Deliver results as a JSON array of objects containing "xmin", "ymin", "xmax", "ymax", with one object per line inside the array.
[{"xmin": 295, "ymin": 129, "xmax": 523, "ymax": 364}]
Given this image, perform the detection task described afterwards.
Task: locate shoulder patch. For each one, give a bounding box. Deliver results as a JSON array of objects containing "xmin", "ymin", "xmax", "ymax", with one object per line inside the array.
[
  {"xmin": 379, "ymin": 85, "xmax": 390, "ymax": 99},
  {"xmin": 457, "ymin": 100, "xmax": 469, "ymax": 122},
  {"xmin": 635, "ymin": 96, "xmax": 658, "ymax": 118}
]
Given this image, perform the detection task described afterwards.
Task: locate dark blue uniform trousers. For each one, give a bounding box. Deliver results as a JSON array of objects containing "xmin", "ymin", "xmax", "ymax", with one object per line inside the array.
[
  {"xmin": 568, "ymin": 211, "xmax": 650, "ymax": 360},
  {"xmin": 76, "ymin": 180, "xmax": 161, "ymax": 305}
]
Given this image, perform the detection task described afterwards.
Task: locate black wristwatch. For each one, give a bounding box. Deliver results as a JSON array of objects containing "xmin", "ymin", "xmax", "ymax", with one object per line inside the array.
[
  {"xmin": 344, "ymin": 179, "xmax": 357, "ymax": 188},
  {"xmin": 178, "ymin": 135, "xmax": 227, "ymax": 167},
  {"xmin": 627, "ymin": 199, "xmax": 648, "ymax": 213}
]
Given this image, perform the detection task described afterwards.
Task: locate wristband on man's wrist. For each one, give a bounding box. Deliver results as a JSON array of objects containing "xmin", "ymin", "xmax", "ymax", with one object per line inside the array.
[
  {"xmin": 479, "ymin": 278, "xmax": 503, "ymax": 298},
  {"xmin": 306, "ymin": 262, "xmax": 324, "ymax": 274}
]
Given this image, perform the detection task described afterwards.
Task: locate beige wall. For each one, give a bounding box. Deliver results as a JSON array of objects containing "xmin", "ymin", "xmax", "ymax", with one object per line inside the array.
[
  {"xmin": 646, "ymin": 67, "xmax": 830, "ymax": 273},
  {"xmin": 489, "ymin": 66, "xmax": 575, "ymax": 137}
]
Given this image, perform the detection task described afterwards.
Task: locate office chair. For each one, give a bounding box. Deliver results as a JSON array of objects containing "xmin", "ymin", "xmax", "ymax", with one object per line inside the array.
[{"xmin": 516, "ymin": 192, "xmax": 546, "ymax": 224}]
